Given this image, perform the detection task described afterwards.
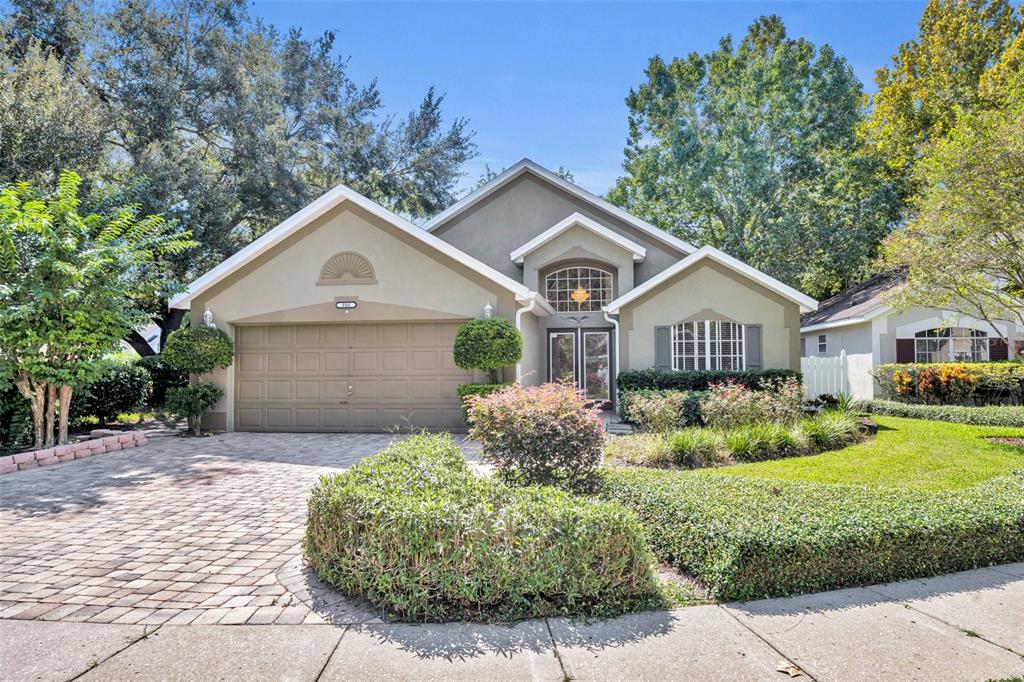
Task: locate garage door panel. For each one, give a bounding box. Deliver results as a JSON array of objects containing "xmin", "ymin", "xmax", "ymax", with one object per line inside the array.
[
  {"xmin": 323, "ymin": 352, "xmax": 349, "ymax": 371},
  {"xmin": 295, "ymin": 325, "xmax": 320, "ymax": 345},
  {"xmin": 295, "ymin": 352, "xmax": 320, "ymax": 372},
  {"xmin": 267, "ymin": 326, "xmax": 292, "ymax": 346},
  {"xmin": 352, "ymin": 352, "xmax": 378, "ymax": 371},
  {"xmin": 294, "ymin": 381, "xmax": 319, "ymax": 400},
  {"xmin": 266, "ymin": 353, "xmax": 292, "ymax": 372},
  {"xmin": 235, "ymin": 321, "xmax": 472, "ymax": 432},
  {"xmin": 238, "ymin": 352, "xmax": 263, "ymax": 373}
]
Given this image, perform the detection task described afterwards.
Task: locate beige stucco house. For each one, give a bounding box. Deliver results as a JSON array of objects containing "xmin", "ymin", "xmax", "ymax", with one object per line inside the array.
[
  {"xmin": 800, "ymin": 272, "xmax": 1020, "ymax": 399},
  {"xmin": 170, "ymin": 159, "xmax": 817, "ymax": 432}
]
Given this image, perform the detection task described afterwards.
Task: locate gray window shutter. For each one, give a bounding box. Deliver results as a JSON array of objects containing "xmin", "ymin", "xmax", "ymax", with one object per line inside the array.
[
  {"xmin": 744, "ymin": 324, "xmax": 763, "ymax": 371},
  {"xmin": 655, "ymin": 326, "xmax": 672, "ymax": 371}
]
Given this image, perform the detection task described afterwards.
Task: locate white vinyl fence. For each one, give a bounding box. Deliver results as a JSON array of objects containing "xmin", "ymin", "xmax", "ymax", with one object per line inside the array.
[{"xmin": 801, "ymin": 351, "xmax": 849, "ymax": 399}]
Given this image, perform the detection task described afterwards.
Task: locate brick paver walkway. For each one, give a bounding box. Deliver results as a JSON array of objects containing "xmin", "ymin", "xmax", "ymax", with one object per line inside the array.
[{"xmin": 0, "ymin": 432, "xmax": 474, "ymax": 627}]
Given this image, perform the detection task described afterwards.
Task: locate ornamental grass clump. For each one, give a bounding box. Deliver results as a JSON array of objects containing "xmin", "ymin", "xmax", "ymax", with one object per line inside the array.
[
  {"xmin": 303, "ymin": 433, "xmax": 659, "ymax": 622},
  {"xmin": 467, "ymin": 382, "xmax": 605, "ymax": 487}
]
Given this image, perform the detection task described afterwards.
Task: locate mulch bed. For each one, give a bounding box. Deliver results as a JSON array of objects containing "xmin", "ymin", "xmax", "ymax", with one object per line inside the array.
[{"xmin": 986, "ymin": 437, "xmax": 1024, "ymax": 446}]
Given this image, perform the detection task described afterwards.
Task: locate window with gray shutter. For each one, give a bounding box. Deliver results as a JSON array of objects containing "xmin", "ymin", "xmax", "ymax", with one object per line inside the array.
[
  {"xmin": 654, "ymin": 326, "xmax": 672, "ymax": 371},
  {"xmin": 744, "ymin": 324, "xmax": 763, "ymax": 371}
]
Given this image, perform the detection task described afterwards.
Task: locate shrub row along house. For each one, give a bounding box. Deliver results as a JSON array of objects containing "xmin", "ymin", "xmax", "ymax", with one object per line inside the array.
[
  {"xmin": 169, "ymin": 159, "xmax": 817, "ymax": 432},
  {"xmin": 800, "ymin": 271, "xmax": 1022, "ymax": 399}
]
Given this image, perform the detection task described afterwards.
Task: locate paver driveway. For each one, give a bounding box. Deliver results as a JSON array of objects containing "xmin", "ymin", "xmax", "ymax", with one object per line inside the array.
[{"xmin": 0, "ymin": 432, "xmax": 474, "ymax": 627}]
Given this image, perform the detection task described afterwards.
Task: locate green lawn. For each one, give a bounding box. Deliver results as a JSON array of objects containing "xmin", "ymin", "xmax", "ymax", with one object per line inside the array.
[{"xmin": 707, "ymin": 416, "xmax": 1024, "ymax": 490}]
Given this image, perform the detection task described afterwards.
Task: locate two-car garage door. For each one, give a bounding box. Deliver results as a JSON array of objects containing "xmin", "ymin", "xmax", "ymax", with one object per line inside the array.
[{"xmin": 235, "ymin": 321, "xmax": 472, "ymax": 432}]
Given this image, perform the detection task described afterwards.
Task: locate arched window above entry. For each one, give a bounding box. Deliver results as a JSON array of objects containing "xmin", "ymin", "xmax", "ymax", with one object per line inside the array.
[
  {"xmin": 544, "ymin": 266, "xmax": 613, "ymax": 312},
  {"xmin": 317, "ymin": 252, "xmax": 377, "ymax": 285}
]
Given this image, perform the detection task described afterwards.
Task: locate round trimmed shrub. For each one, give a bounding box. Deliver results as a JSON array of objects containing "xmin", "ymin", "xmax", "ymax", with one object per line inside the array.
[
  {"xmin": 453, "ymin": 318, "xmax": 523, "ymax": 383},
  {"xmin": 166, "ymin": 382, "xmax": 223, "ymax": 436},
  {"xmin": 303, "ymin": 434, "xmax": 659, "ymax": 622},
  {"xmin": 467, "ymin": 382, "xmax": 605, "ymax": 487},
  {"xmin": 162, "ymin": 325, "xmax": 234, "ymax": 375}
]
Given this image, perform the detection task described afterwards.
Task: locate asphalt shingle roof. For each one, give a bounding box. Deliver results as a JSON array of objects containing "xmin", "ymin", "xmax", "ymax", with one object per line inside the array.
[{"xmin": 800, "ymin": 271, "xmax": 905, "ymax": 328}]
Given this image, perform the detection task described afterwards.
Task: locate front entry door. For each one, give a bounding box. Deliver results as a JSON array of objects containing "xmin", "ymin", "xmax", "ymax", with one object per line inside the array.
[{"xmin": 547, "ymin": 329, "xmax": 614, "ymax": 406}]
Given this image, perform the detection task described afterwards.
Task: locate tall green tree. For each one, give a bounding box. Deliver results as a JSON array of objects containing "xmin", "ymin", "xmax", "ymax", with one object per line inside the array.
[
  {"xmin": 863, "ymin": 0, "xmax": 1021, "ymax": 186},
  {"xmin": 0, "ymin": 171, "xmax": 193, "ymax": 446},
  {"xmin": 609, "ymin": 16, "xmax": 900, "ymax": 298},
  {"xmin": 2, "ymin": 0, "xmax": 476, "ymax": 353},
  {"xmin": 882, "ymin": 61, "xmax": 1024, "ymax": 338}
]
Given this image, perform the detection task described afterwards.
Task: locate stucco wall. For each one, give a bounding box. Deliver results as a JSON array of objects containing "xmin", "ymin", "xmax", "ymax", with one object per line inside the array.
[
  {"xmin": 520, "ymin": 224, "xmax": 636, "ymax": 295},
  {"xmin": 620, "ymin": 261, "xmax": 801, "ymax": 371},
  {"xmin": 432, "ymin": 174, "xmax": 684, "ymax": 287},
  {"xmin": 189, "ymin": 202, "xmax": 526, "ymax": 430}
]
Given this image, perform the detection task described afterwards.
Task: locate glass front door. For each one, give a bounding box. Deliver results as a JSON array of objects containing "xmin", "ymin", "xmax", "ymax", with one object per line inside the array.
[{"xmin": 547, "ymin": 329, "xmax": 613, "ymax": 405}]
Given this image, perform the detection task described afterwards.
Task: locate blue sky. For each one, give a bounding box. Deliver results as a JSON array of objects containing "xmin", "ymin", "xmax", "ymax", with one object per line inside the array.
[{"xmin": 254, "ymin": 1, "xmax": 927, "ymax": 194}]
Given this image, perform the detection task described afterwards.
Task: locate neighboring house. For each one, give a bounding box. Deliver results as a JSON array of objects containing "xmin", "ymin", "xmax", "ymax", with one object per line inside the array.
[
  {"xmin": 799, "ymin": 271, "xmax": 1020, "ymax": 399},
  {"xmin": 169, "ymin": 159, "xmax": 816, "ymax": 432}
]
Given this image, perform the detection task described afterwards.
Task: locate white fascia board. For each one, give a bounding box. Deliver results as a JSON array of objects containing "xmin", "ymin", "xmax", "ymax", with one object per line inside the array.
[
  {"xmin": 424, "ymin": 159, "xmax": 697, "ymax": 256},
  {"xmin": 518, "ymin": 292, "xmax": 557, "ymax": 317},
  {"xmin": 509, "ymin": 212, "xmax": 647, "ymax": 264},
  {"xmin": 604, "ymin": 246, "xmax": 819, "ymax": 314},
  {"xmin": 799, "ymin": 306, "xmax": 890, "ymax": 334},
  {"xmin": 169, "ymin": 184, "xmax": 532, "ymax": 310}
]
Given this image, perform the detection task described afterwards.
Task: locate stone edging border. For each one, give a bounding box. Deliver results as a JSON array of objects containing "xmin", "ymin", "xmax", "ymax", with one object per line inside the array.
[{"xmin": 0, "ymin": 432, "xmax": 149, "ymax": 475}]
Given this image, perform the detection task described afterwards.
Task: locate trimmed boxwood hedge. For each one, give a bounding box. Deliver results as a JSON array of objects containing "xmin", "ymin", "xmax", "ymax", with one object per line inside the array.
[
  {"xmin": 859, "ymin": 400, "xmax": 1024, "ymax": 427},
  {"xmin": 598, "ymin": 467, "xmax": 1024, "ymax": 601},
  {"xmin": 304, "ymin": 433, "xmax": 659, "ymax": 622},
  {"xmin": 617, "ymin": 368, "xmax": 800, "ymax": 392}
]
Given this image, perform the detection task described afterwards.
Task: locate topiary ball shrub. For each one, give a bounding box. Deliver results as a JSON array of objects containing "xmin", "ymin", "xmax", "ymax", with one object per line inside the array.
[
  {"xmin": 166, "ymin": 382, "xmax": 223, "ymax": 436},
  {"xmin": 467, "ymin": 382, "xmax": 605, "ymax": 487},
  {"xmin": 453, "ymin": 318, "xmax": 523, "ymax": 383},
  {"xmin": 303, "ymin": 433, "xmax": 659, "ymax": 622},
  {"xmin": 72, "ymin": 361, "xmax": 153, "ymax": 426},
  {"xmin": 162, "ymin": 325, "xmax": 235, "ymax": 375}
]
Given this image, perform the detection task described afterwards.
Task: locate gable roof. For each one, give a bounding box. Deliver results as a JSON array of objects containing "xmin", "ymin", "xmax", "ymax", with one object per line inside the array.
[
  {"xmin": 424, "ymin": 159, "xmax": 698, "ymax": 256},
  {"xmin": 799, "ymin": 271, "xmax": 905, "ymax": 332},
  {"xmin": 169, "ymin": 183, "xmax": 553, "ymax": 313},
  {"xmin": 509, "ymin": 212, "xmax": 647, "ymax": 264},
  {"xmin": 604, "ymin": 246, "xmax": 818, "ymax": 314}
]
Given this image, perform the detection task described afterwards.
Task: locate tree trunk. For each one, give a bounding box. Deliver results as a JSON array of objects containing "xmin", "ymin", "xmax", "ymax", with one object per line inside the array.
[
  {"xmin": 121, "ymin": 308, "xmax": 187, "ymax": 357},
  {"xmin": 16, "ymin": 376, "xmax": 46, "ymax": 449},
  {"xmin": 124, "ymin": 329, "xmax": 157, "ymax": 357},
  {"xmin": 44, "ymin": 383, "xmax": 57, "ymax": 448},
  {"xmin": 58, "ymin": 384, "xmax": 73, "ymax": 445},
  {"xmin": 192, "ymin": 414, "xmax": 202, "ymax": 437}
]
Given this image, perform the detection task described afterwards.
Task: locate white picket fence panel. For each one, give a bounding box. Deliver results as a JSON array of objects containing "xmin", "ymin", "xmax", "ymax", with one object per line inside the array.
[{"xmin": 801, "ymin": 350, "xmax": 849, "ymax": 398}]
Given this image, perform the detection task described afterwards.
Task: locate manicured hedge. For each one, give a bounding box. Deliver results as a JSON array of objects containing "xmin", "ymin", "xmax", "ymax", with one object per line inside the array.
[
  {"xmin": 859, "ymin": 400, "xmax": 1024, "ymax": 427},
  {"xmin": 872, "ymin": 362, "xmax": 1024, "ymax": 405},
  {"xmin": 598, "ymin": 467, "xmax": 1024, "ymax": 601},
  {"xmin": 617, "ymin": 368, "xmax": 800, "ymax": 392},
  {"xmin": 304, "ymin": 433, "xmax": 658, "ymax": 622}
]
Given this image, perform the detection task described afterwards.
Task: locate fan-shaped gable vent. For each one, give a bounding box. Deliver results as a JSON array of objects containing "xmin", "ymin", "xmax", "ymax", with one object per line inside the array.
[{"xmin": 317, "ymin": 251, "xmax": 377, "ymax": 285}]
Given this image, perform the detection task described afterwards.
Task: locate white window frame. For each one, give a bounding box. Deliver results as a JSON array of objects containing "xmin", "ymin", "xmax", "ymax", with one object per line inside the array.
[
  {"xmin": 671, "ymin": 320, "xmax": 745, "ymax": 371},
  {"xmin": 914, "ymin": 327, "xmax": 989, "ymax": 363},
  {"xmin": 544, "ymin": 266, "xmax": 614, "ymax": 313}
]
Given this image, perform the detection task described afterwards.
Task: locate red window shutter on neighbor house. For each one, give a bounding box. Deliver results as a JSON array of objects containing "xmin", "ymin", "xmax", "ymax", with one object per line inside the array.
[
  {"xmin": 990, "ymin": 338, "xmax": 1009, "ymax": 361},
  {"xmin": 896, "ymin": 339, "xmax": 915, "ymax": 363}
]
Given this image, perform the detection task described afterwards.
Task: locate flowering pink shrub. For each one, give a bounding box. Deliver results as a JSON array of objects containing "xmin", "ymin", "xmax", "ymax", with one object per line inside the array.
[
  {"xmin": 700, "ymin": 378, "xmax": 803, "ymax": 428},
  {"xmin": 467, "ymin": 382, "xmax": 606, "ymax": 486}
]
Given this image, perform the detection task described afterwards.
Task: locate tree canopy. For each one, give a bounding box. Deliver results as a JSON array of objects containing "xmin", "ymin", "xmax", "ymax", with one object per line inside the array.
[
  {"xmin": 881, "ymin": 59, "xmax": 1024, "ymax": 337},
  {"xmin": 0, "ymin": 171, "xmax": 193, "ymax": 446},
  {"xmin": 862, "ymin": 0, "xmax": 1022, "ymax": 186},
  {"xmin": 609, "ymin": 16, "xmax": 901, "ymax": 299},
  {"xmin": 1, "ymin": 0, "xmax": 477, "ymax": 352}
]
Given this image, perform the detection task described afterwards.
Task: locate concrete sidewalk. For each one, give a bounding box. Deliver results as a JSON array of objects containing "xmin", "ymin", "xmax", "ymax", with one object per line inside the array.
[{"xmin": 2, "ymin": 563, "xmax": 1022, "ymax": 682}]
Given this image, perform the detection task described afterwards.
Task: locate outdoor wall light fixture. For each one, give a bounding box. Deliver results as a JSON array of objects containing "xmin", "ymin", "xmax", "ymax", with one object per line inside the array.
[
  {"xmin": 203, "ymin": 307, "xmax": 215, "ymax": 328},
  {"xmin": 483, "ymin": 302, "xmax": 494, "ymax": 318}
]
